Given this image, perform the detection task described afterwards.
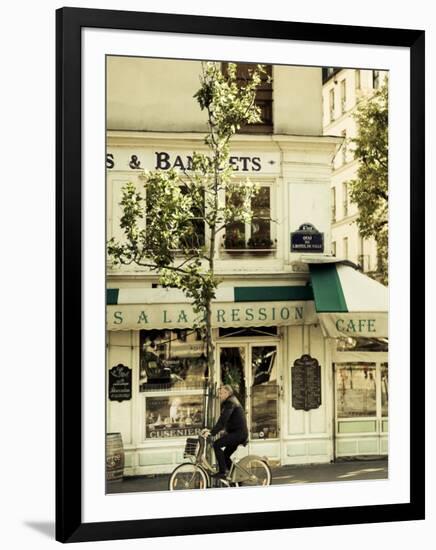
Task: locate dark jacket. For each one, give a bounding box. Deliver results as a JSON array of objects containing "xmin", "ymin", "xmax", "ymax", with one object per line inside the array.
[{"xmin": 211, "ymin": 395, "xmax": 248, "ymax": 436}]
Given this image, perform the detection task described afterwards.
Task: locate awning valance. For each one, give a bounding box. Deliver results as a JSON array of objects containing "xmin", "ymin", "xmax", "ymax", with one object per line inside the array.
[{"xmin": 309, "ymin": 263, "xmax": 388, "ymax": 338}]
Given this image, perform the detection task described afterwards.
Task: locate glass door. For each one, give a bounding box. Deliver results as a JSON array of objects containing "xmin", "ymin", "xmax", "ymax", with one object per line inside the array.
[
  {"xmin": 217, "ymin": 343, "xmax": 279, "ymax": 441},
  {"xmin": 219, "ymin": 345, "xmax": 247, "ymax": 410},
  {"xmin": 250, "ymin": 346, "xmax": 279, "ymax": 440}
]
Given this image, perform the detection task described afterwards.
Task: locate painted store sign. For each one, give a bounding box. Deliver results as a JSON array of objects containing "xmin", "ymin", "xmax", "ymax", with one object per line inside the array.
[
  {"xmin": 318, "ymin": 313, "xmax": 388, "ymax": 338},
  {"xmin": 107, "ymin": 301, "xmax": 317, "ymax": 330},
  {"xmin": 106, "ymin": 149, "xmax": 281, "ymax": 174}
]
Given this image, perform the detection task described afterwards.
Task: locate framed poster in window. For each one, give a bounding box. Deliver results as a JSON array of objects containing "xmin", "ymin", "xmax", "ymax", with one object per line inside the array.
[{"xmin": 56, "ymin": 7, "xmax": 425, "ymax": 543}]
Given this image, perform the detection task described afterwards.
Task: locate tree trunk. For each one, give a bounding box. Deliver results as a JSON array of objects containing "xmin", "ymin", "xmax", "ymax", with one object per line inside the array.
[{"xmin": 205, "ymin": 303, "xmax": 215, "ymax": 429}]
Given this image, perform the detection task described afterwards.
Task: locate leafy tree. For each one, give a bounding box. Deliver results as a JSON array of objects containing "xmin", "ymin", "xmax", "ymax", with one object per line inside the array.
[
  {"xmin": 108, "ymin": 62, "xmax": 267, "ymax": 424},
  {"xmin": 348, "ymin": 79, "xmax": 388, "ymax": 284}
]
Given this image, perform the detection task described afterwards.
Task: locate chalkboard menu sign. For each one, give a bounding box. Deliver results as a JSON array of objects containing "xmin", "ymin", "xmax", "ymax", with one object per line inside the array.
[
  {"xmin": 291, "ymin": 223, "xmax": 324, "ymax": 253},
  {"xmin": 109, "ymin": 364, "xmax": 132, "ymax": 402},
  {"xmin": 291, "ymin": 354, "xmax": 321, "ymax": 411}
]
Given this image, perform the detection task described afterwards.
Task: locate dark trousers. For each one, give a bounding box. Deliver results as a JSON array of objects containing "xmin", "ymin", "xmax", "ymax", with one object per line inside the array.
[{"xmin": 213, "ymin": 432, "xmax": 247, "ymax": 474}]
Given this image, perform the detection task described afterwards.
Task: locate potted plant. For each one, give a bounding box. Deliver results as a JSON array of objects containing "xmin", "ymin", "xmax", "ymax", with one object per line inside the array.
[
  {"xmin": 247, "ymin": 236, "xmax": 275, "ymax": 255},
  {"xmin": 223, "ymin": 229, "xmax": 246, "ymax": 252}
]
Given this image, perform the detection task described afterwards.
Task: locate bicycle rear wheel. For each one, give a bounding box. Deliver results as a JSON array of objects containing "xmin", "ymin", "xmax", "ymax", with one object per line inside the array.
[
  {"xmin": 168, "ymin": 463, "xmax": 209, "ymax": 490},
  {"xmin": 235, "ymin": 457, "xmax": 271, "ymax": 487}
]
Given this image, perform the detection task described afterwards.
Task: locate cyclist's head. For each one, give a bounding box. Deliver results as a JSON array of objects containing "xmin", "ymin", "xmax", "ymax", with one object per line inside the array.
[{"xmin": 219, "ymin": 385, "xmax": 234, "ymax": 401}]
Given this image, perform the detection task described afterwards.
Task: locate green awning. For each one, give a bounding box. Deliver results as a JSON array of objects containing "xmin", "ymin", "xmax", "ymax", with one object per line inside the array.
[
  {"xmin": 308, "ymin": 262, "xmax": 388, "ymax": 338},
  {"xmin": 309, "ymin": 264, "xmax": 348, "ymax": 313}
]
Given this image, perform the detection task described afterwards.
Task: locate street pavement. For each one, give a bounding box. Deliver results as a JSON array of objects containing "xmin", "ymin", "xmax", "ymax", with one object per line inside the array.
[{"xmin": 107, "ymin": 458, "xmax": 388, "ymax": 493}]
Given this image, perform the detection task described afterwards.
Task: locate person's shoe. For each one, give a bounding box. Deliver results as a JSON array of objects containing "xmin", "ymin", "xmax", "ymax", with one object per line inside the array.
[{"xmin": 211, "ymin": 472, "xmax": 227, "ymax": 480}]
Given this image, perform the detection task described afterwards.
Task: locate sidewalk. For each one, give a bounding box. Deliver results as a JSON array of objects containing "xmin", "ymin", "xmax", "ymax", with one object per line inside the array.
[{"xmin": 107, "ymin": 458, "xmax": 388, "ymax": 493}]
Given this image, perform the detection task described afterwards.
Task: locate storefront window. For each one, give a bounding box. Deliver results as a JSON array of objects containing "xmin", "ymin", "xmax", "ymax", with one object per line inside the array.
[
  {"xmin": 336, "ymin": 337, "xmax": 388, "ymax": 352},
  {"xmin": 336, "ymin": 363, "xmax": 377, "ymax": 417},
  {"xmin": 139, "ymin": 329, "xmax": 207, "ymax": 391},
  {"xmin": 381, "ymin": 363, "xmax": 388, "ymax": 417},
  {"xmin": 251, "ymin": 346, "xmax": 279, "ymax": 439},
  {"xmin": 145, "ymin": 394, "xmax": 204, "ymax": 439},
  {"xmin": 220, "ymin": 347, "xmax": 246, "ymax": 409}
]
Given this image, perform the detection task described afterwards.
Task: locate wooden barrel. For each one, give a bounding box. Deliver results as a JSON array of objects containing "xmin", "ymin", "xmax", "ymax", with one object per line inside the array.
[{"xmin": 106, "ymin": 432, "xmax": 125, "ymax": 482}]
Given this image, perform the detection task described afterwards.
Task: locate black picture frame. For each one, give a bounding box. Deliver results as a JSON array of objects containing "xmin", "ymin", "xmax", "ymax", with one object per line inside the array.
[{"xmin": 56, "ymin": 7, "xmax": 425, "ymax": 543}]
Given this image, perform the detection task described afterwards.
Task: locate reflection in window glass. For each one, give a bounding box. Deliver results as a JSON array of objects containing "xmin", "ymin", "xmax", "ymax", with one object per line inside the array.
[
  {"xmin": 336, "ymin": 337, "xmax": 388, "ymax": 352},
  {"xmin": 249, "ymin": 187, "xmax": 272, "ymax": 248},
  {"xmin": 336, "ymin": 363, "xmax": 376, "ymax": 417},
  {"xmin": 381, "ymin": 363, "xmax": 388, "ymax": 417},
  {"xmin": 220, "ymin": 347, "xmax": 246, "ymax": 410},
  {"xmin": 251, "ymin": 346, "xmax": 278, "ymax": 439},
  {"xmin": 139, "ymin": 329, "xmax": 207, "ymax": 391},
  {"xmin": 145, "ymin": 394, "xmax": 204, "ymax": 439},
  {"xmin": 224, "ymin": 187, "xmax": 273, "ymax": 250}
]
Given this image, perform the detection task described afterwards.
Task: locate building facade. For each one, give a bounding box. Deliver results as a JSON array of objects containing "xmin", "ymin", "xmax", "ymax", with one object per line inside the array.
[
  {"xmin": 322, "ymin": 67, "xmax": 387, "ymax": 278},
  {"xmin": 106, "ymin": 58, "xmax": 388, "ymax": 477}
]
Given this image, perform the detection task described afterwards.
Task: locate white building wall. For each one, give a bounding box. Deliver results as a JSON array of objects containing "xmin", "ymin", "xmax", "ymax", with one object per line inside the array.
[{"xmin": 282, "ymin": 324, "xmax": 332, "ymax": 464}]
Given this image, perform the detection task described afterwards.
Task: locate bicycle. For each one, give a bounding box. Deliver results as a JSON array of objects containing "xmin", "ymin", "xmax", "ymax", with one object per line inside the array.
[{"xmin": 168, "ymin": 433, "xmax": 272, "ymax": 490}]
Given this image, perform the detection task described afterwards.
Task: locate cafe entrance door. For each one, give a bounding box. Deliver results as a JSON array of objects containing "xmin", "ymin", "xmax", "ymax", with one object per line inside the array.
[{"xmin": 216, "ymin": 340, "xmax": 281, "ymax": 454}]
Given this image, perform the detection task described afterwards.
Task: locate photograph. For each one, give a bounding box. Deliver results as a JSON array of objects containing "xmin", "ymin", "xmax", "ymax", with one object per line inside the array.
[{"xmin": 105, "ymin": 56, "xmax": 390, "ymax": 494}]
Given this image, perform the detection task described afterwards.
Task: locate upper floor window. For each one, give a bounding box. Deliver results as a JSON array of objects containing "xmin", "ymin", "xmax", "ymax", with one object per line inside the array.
[
  {"xmin": 358, "ymin": 235, "xmax": 370, "ymax": 272},
  {"xmin": 223, "ymin": 185, "xmax": 275, "ymax": 255},
  {"xmin": 340, "ymin": 79, "xmax": 347, "ymax": 114},
  {"xmin": 355, "ymin": 69, "xmax": 361, "ymax": 91},
  {"xmin": 332, "ymin": 241, "xmax": 337, "ymax": 257},
  {"xmin": 179, "ymin": 185, "xmax": 206, "ymax": 249},
  {"xmin": 342, "ymin": 181, "xmax": 348, "ymax": 217},
  {"xmin": 146, "ymin": 185, "xmax": 206, "ymax": 251},
  {"xmin": 222, "ymin": 63, "xmax": 273, "ymax": 134},
  {"xmin": 341, "ymin": 130, "xmax": 347, "ymax": 165},
  {"xmin": 343, "ymin": 236, "xmax": 349, "ymax": 260},
  {"xmin": 329, "ymin": 88, "xmax": 335, "ymax": 122},
  {"xmin": 331, "ymin": 187, "xmax": 337, "ymax": 222},
  {"xmin": 373, "ymin": 70, "xmax": 380, "ymax": 89}
]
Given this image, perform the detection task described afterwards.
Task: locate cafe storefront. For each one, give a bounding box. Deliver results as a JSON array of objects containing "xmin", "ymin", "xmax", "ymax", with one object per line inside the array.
[
  {"xmin": 309, "ymin": 262, "xmax": 389, "ymax": 458},
  {"xmin": 106, "ymin": 263, "xmax": 388, "ymax": 476}
]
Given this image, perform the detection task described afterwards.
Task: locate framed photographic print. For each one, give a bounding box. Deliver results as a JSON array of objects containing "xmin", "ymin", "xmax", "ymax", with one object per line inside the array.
[{"xmin": 56, "ymin": 7, "xmax": 425, "ymax": 543}]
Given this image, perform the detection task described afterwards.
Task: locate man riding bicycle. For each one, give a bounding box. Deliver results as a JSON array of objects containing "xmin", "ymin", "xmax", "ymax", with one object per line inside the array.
[{"xmin": 202, "ymin": 384, "xmax": 248, "ymax": 480}]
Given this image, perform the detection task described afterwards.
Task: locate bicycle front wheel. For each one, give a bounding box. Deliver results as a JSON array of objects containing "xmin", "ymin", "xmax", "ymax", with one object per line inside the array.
[
  {"xmin": 235, "ymin": 456, "xmax": 271, "ymax": 487},
  {"xmin": 168, "ymin": 463, "xmax": 209, "ymax": 490}
]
